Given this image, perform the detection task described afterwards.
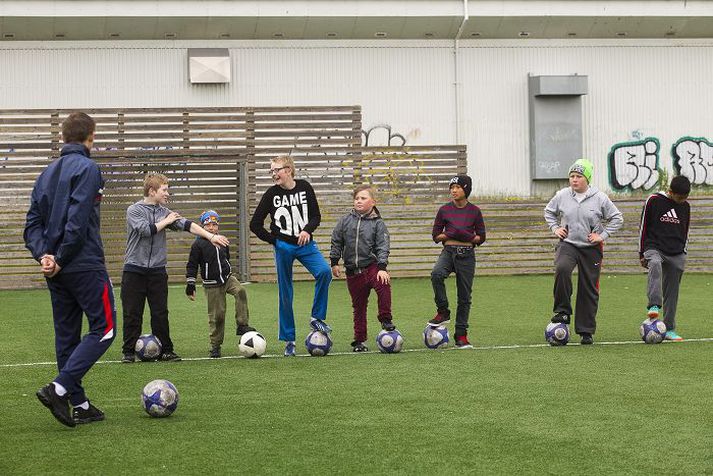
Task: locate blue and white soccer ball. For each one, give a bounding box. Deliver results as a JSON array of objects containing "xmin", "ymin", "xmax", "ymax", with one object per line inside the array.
[
  {"xmin": 142, "ymin": 379, "xmax": 179, "ymax": 418},
  {"xmin": 135, "ymin": 334, "xmax": 162, "ymax": 361},
  {"xmin": 544, "ymin": 322, "xmax": 570, "ymax": 346},
  {"xmin": 423, "ymin": 325, "xmax": 449, "ymax": 349},
  {"xmin": 305, "ymin": 331, "xmax": 332, "ymax": 356},
  {"xmin": 238, "ymin": 331, "xmax": 267, "ymax": 358},
  {"xmin": 376, "ymin": 330, "xmax": 404, "ymax": 353},
  {"xmin": 640, "ymin": 318, "xmax": 666, "ymax": 344}
]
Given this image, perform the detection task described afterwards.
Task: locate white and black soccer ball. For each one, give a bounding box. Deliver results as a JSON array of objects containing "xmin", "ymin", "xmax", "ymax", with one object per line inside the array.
[
  {"xmin": 142, "ymin": 379, "xmax": 179, "ymax": 418},
  {"xmin": 544, "ymin": 322, "xmax": 570, "ymax": 346},
  {"xmin": 376, "ymin": 329, "xmax": 404, "ymax": 353},
  {"xmin": 640, "ymin": 318, "xmax": 666, "ymax": 344},
  {"xmin": 423, "ymin": 325, "xmax": 449, "ymax": 349},
  {"xmin": 238, "ymin": 331, "xmax": 267, "ymax": 358},
  {"xmin": 135, "ymin": 334, "xmax": 162, "ymax": 361},
  {"xmin": 305, "ymin": 331, "xmax": 332, "ymax": 356}
]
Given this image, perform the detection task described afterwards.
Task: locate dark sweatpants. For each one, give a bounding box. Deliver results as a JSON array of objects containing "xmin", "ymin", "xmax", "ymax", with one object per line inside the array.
[
  {"xmin": 120, "ymin": 270, "xmax": 174, "ymax": 354},
  {"xmin": 553, "ymin": 241, "xmax": 603, "ymax": 335},
  {"xmin": 46, "ymin": 269, "xmax": 116, "ymax": 406}
]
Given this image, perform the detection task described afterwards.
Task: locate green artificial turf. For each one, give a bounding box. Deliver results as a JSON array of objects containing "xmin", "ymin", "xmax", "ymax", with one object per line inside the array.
[{"xmin": 1, "ymin": 274, "xmax": 712, "ymax": 475}]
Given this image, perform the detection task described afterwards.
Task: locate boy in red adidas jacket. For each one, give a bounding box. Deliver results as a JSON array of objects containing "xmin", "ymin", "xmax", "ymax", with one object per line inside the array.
[{"xmin": 638, "ymin": 175, "xmax": 691, "ymax": 341}]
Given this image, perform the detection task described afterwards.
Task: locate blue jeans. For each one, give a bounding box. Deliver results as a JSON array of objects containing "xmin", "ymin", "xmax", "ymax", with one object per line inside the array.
[{"xmin": 274, "ymin": 240, "xmax": 332, "ymax": 341}]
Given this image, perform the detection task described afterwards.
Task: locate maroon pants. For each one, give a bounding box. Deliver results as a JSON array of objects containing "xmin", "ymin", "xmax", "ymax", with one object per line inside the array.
[{"xmin": 346, "ymin": 263, "xmax": 392, "ymax": 342}]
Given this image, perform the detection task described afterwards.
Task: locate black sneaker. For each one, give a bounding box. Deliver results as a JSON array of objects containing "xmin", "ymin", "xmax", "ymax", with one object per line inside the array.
[
  {"xmin": 36, "ymin": 383, "xmax": 75, "ymax": 427},
  {"xmin": 551, "ymin": 312, "xmax": 571, "ymax": 325},
  {"xmin": 580, "ymin": 333, "xmax": 594, "ymax": 345},
  {"xmin": 236, "ymin": 325, "xmax": 256, "ymax": 336},
  {"xmin": 428, "ymin": 310, "xmax": 451, "ymax": 327},
  {"xmin": 159, "ymin": 351, "xmax": 182, "ymax": 362},
  {"xmin": 209, "ymin": 346, "xmax": 221, "ymax": 358},
  {"xmin": 73, "ymin": 403, "xmax": 105, "ymax": 424},
  {"xmin": 121, "ymin": 353, "xmax": 135, "ymax": 363},
  {"xmin": 351, "ymin": 341, "xmax": 369, "ymax": 352},
  {"xmin": 381, "ymin": 320, "xmax": 396, "ymax": 331}
]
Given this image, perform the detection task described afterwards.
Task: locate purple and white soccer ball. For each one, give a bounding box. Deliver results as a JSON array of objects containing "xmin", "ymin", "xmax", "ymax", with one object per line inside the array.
[
  {"xmin": 135, "ymin": 334, "xmax": 162, "ymax": 361},
  {"xmin": 238, "ymin": 331, "xmax": 267, "ymax": 358},
  {"xmin": 544, "ymin": 322, "xmax": 570, "ymax": 346},
  {"xmin": 423, "ymin": 325, "xmax": 449, "ymax": 349},
  {"xmin": 640, "ymin": 318, "xmax": 666, "ymax": 344},
  {"xmin": 376, "ymin": 330, "xmax": 404, "ymax": 353},
  {"xmin": 142, "ymin": 379, "xmax": 179, "ymax": 418},
  {"xmin": 305, "ymin": 331, "xmax": 332, "ymax": 356}
]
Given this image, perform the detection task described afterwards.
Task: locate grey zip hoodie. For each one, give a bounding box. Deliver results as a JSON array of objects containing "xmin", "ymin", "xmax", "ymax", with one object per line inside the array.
[
  {"xmin": 544, "ymin": 186, "xmax": 624, "ymax": 248},
  {"xmin": 330, "ymin": 206, "xmax": 389, "ymax": 273},
  {"xmin": 124, "ymin": 200, "xmax": 192, "ymax": 272}
]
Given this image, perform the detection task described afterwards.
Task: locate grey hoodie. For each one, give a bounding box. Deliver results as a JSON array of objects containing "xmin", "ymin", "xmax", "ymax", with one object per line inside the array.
[
  {"xmin": 124, "ymin": 200, "xmax": 192, "ymax": 272},
  {"xmin": 544, "ymin": 186, "xmax": 624, "ymax": 248},
  {"xmin": 330, "ymin": 207, "xmax": 389, "ymax": 273}
]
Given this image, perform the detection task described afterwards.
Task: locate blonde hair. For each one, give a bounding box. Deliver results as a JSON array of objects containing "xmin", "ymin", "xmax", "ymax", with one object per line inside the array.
[
  {"xmin": 271, "ymin": 155, "xmax": 296, "ymax": 178},
  {"xmin": 143, "ymin": 173, "xmax": 169, "ymax": 197},
  {"xmin": 353, "ymin": 184, "xmax": 376, "ymax": 200}
]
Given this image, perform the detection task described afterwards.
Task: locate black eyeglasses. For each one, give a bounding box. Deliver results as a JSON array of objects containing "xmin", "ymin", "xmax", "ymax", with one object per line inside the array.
[{"xmin": 269, "ymin": 166, "xmax": 288, "ymax": 175}]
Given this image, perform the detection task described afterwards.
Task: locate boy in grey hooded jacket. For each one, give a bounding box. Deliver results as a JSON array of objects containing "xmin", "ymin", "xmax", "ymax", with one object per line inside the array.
[
  {"xmin": 544, "ymin": 159, "xmax": 623, "ymax": 344},
  {"xmin": 330, "ymin": 185, "xmax": 395, "ymax": 352}
]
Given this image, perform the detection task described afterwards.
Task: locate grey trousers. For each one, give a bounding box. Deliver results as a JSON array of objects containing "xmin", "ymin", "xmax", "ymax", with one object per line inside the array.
[
  {"xmin": 643, "ymin": 249, "xmax": 686, "ymax": 331},
  {"xmin": 204, "ymin": 275, "xmax": 250, "ymax": 347},
  {"xmin": 553, "ymin": 241, "xmax": 603, "ymax": 335}
]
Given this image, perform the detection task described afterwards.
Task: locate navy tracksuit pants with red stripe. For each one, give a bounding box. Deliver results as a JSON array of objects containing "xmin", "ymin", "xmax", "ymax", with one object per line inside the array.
[{"xmin": 46, "ymin": 269, "xmax": 116, "ymax": 406}]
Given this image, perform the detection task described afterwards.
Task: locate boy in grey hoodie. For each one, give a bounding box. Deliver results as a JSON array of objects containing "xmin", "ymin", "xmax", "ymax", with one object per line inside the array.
[
  {"xmin": 330, "ymin": 185, "xmax": 395, "ymax": 352},
  {"xmin": 544, "ymin": 159, "xmax": 623, "ymax": 344}
]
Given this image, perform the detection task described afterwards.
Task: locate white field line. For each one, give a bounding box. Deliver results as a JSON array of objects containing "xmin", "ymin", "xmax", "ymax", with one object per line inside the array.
[{"xmin": 2, "ymin": 337, "xmax": 713, "ymax": 369}]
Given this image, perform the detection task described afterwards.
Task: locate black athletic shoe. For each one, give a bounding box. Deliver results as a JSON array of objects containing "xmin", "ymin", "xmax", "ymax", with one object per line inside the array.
[
  {"xmin": 73, "ymin": 403, "xmax": 105, "ymax": 424},
  {"xmin": 209, "ymin": 346, "xmax": 221, "ymax": 358},
  {"xmin": 381, "ymin": 320, "xmax": 396, "ymax": 331},
  {"xmin": 36, "ymin": 384, "xmax": 75, "ymax": 428},
  {"xmin": 159, "ymin": 351, "xmax": 182, "ymax": 362},
  {"xmin": 580, "ymin": 333, "xmax": 594, "ymax": 345},
  {"xmin": 236, "ymin": 325, "xmax": 256, "ymax": 336},
  {"xmin": 121, "ymin": 353, "xmax": 135, "ymax": 363},
  {"xmin": 428, "ymin": 310, "xmax": 451, "ymax": 327},
  {"xmin": 351, "ymin": 341, "xmax": 369, "ymax": 352},
  {"xmin": 551, "ymin": 312, "xmax": 571, "ymax": 325}
]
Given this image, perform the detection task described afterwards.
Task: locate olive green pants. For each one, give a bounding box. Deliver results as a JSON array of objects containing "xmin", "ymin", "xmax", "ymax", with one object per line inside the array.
[{"xmin": 204, "ymin": 275, "xmax": 249, "ymax": 347}]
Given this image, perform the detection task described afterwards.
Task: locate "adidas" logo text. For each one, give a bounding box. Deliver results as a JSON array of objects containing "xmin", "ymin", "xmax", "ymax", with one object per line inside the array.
[{"xmin": 659, "ymin": 208, "xmax": 680, "ymax": 224}]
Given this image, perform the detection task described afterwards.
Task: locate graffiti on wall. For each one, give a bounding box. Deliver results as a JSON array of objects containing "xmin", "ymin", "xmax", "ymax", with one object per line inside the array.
[
  {"xmin": 672, "ymin": 137, "xmax": 713, "ymax": 186},
  {"xmin": 361, "ymin": 124, "xmax": 407, "ymax": 147},
  {"xmin": 608, "ymin": 138, "xmax": 660, "ymax": 191}
]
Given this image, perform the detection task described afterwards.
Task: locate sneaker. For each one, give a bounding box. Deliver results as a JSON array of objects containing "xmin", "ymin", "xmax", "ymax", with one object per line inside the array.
[
  {"xmin": 310, "ymin": 318, "xmax": 332, "ymax": 334},
  {"xmin": 36, "ymin": 383, "xmax": 75, "ymax": 428},
  {"xmin": 580, "ymin": 333, "xmax": 594, "ymax": 345},
  {"xmin": 647, "ymin": 305, "xmax": 661, "ymax": 319},
  {"xmin": 209, "ymin": 346, "xmax": 221, "ymax": 358},
  {"xmin": 381, "ymin": 320, "xmax": 396, "ymax": 331},
  {"xmin": 664, "ymin": 330, "xmax": 683, "ymax": 341},
  {"xmin": 121, "ymin": 353, "xmax": 135, "ymax": 364},
  {"xmin": 236, "ymin": 325, "xmax": 256, "ymax": 336},
  {"xmin": 455, "ymin": 335, "xmax": 473, "ymax": 349},
  {"xmin": 351, "ymin": 341, "xmax": 369, "ymax": 352},
  {"xmin": 551, "ymin": 312, "xmax": 571, "ymax": 325},
  {"xmin": 428, "ymin": 310, "xmax": 451, "ymax": 327},
  {"xmin": 159, "ymin": 351, "xmax": 182, "ymax": 362},
  {"xmin": 73, "ymin": 403, "xmax": 105, "ymax": 424},
  {"xmin": 284, "ymin": 341, "xmax": 296, "ymax": 357}
]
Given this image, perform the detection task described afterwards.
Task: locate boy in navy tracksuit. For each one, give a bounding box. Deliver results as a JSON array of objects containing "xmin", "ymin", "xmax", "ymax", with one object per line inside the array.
[
  {"xmin": 638, "ymin": 175, "xmax": 691, "ymax": 341},
  {"xmin": 24, "ymin": 112, "xmax": 115, "ymax": 427},
  {"xmin": 186, "ymin": 210, "xmax": 255, "ymax": 358}
]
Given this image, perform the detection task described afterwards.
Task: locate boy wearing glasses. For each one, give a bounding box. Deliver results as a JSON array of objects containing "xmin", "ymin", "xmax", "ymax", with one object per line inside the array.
[{"xmin": 250, "ymin": 155, "xmax": 332, "ymax": 356}]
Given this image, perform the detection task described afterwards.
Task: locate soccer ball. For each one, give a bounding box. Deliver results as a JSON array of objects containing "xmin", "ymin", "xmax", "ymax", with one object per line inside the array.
[
  {"xmin": 305, "ymin": 331, "xmax": 332, "ymax": 356},
  {"xmin": 141, "ymin": 379, "xmax": 179, "ymax": 418},
  {"xmin": 135, "ymin": 334, "xmax": 162, "ymax": 361},
  {"xmin": 640, "ymin": 318, "xmax": 666, "ymax": 344},
  {"xmin": 238, "ymin": 331, "xmax": 267, "ymax": 358},
  {"xmin": 423, "ymin": 325, "xmax": 449, "ymax": 349},
  {"xmin": 544, "ymin": 322, "xmax": 570, "ymax": 346},
  {"xmin": 376, "ymin": 330, "xmax": 404, "ymax": 353}
]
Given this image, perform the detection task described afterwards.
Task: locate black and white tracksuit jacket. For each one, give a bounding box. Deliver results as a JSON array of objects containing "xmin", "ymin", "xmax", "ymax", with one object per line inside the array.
[{"xmin": 186, "ymin": 237, "xmax": 232, "ymax": 288}]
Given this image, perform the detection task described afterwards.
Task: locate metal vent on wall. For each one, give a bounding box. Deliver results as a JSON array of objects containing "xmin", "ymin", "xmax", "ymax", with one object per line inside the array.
[{"xmin": 188, "ymin": 48, "xmax": 231, "ymax": 84}]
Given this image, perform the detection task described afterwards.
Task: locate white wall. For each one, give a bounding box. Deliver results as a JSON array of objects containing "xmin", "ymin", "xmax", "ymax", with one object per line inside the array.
[{"xmin": 2, "ymin": 38, "xmax": 712, "ymax": 196}]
